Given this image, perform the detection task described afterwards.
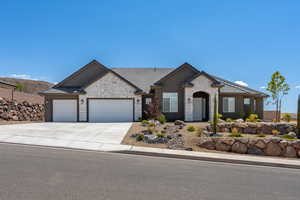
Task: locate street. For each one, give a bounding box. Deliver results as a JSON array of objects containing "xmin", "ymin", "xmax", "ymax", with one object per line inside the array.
[{"xmin": 0, "ymin": 143, "xmax": 299, "ymax": 200}]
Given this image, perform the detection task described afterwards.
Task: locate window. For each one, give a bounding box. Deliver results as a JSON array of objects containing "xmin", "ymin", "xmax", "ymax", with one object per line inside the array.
[
  {"xmin": 163, "ymin": 93, "xmax": 178, "ymax": 112},
  {"xmin": 244, "ymin": 98, "xmax": 250, "ymax": 105},
  {"xmin": 145, "ymin": 98, "xmax": 152, "ymax": 105},
  {"xmin": 223, "ymin": 97, "xmax": 235, "ymax": 113}
]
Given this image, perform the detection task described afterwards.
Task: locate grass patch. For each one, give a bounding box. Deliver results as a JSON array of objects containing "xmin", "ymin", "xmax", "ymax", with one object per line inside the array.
[{"xmin": 257, "ymin": 133, "xmax": 266, "ymax": 137}]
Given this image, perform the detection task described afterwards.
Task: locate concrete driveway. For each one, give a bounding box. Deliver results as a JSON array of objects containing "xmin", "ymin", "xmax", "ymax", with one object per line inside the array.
[{"xmin": 0, "ymin": 123, "xmax": 132, "ymax": 151}]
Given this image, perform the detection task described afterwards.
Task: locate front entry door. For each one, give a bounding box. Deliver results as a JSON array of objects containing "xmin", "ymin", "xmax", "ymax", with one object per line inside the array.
[{"xmin": 193, "ymin": 98, "xmax": 206, "ymax": 121}]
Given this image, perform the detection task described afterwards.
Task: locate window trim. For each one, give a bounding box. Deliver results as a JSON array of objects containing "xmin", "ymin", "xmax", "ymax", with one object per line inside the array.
[
  {"xmin": 244, "ymin": 98, "xmax": 251, "ymax": 105},
  {"xmin": 222, "ymin": 97, "xmax": 236, "ymax": 113},
  {"xmin": 162, "ymin": 92, "xmax": 178, "ymax": 113}
]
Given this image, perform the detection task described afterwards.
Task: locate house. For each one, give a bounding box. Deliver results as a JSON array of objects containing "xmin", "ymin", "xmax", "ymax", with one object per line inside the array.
[
  {"xmin": 41, "ymin": 60, "xmax": 268, "ymax": 122},
  {"xmin": 0, "ymin": 80, "xmax": 16, "ymax": 100}
]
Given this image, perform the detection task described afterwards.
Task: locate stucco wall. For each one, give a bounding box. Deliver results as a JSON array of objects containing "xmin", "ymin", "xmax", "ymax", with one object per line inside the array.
[
  {"xmin": 184, "ymin": 75, "xmax": 219, "ymax": 121},
  {"xmin": 79, "ymin": 72, "xmax": 142, "ymax": 121}
]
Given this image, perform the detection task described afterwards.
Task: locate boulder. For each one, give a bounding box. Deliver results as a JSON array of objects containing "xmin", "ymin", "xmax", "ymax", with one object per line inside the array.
[
  {"xmin": 232, "ymin": 142, "xmax": 248, "ymax": 154},
  {"xmin": 255, "ymin": 140, "xmax": 266, "ymax": 149},
  {"xmin": 284, "ymin": 146, "xmax": 297, "ymax": 158},
  {"xmin": 291, "ymin": 141, "xmax": 300, "ymax": 149},
  {"xmin": 198, "ymin": 138, "xmax": 216, "ymax": 150},
  {"xmin": 174, "ymin": 120, "xmax": 185, "ymax": 126},
  {"xmin": 216, "ymin": 141, "xmax": 231, "ymax": 152},
  {"xmin": 288, "ymin": 132, "xmax": 297, "ymax": 138},
  {"xmin": 248, "ymin": 147, "xmax": 265, "ymax": 156},
  {"xmin": 235, "ymin": 118, "xmax": 244, "ymax": 123},
  {"xmin": 265, "ymin": 142, "xmax": 282, "ymax": 156}
]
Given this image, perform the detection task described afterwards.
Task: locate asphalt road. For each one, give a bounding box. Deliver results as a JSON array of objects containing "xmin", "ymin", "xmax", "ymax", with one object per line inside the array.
[{"xmin": 0, "ymin": 144, "xmax": 299, "ymax": 200}]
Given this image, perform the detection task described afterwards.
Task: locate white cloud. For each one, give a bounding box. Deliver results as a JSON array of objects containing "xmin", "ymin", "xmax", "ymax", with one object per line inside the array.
[
  {"xmin": 234, "ymin": 81, "xmax": 248, "ymax": 87},
  {"xmin": 8, "ymin": 74, "xmax": 40, "ymax": 80},
  {"xmin": 260, "ymin": 86, "xmax": 266, "ymax": 89},
  {"xmin": 295, "ymin": 85, "xmax": 300, "ymax": 89}
]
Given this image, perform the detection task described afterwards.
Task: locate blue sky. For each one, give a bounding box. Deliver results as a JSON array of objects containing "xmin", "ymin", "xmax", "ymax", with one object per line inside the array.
[{"xmin": 0, "ymin": 0, "xmax": 299, "ymax": 112}]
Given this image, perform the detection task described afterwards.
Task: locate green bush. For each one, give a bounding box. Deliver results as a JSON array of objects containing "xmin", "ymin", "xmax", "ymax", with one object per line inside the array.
[
  {"xmin": 141, "ymin": 120, "xmax": 149, "ymax": 125},
  {"xmin": 280, "ymin": 134, "xmax": 296, "ymax": 140},
  {"xmin": 158, "ymin": 114, "xmax": 167, "ymax": 124},
  {"xmin": 246, "ymin": 114, "xmax": 259, "ymax": 122},
  {"xmin": 187, "ymin": 125, "xmax": 196, "ymax": 132},
  {"xmin": 136, "ymin": 134, "xmax": 144, "ymax": 141},
  {"xmin": 257, "ymin": 133, "xmax": 266, "ymax": 137},
  {"xmin": 156, "ymin": 133, "xmax": 165, "ymax": 138},
  {"xmin": 226, "ymin": 118, "xmax": 233, "ymax": 122},
  {"xmin": 148, "ymin": 122, "xmax": 155, "ymax": 127},
  {"xmin": 282, "ymin": 113, "xmax": 292, "ymax": 122}
]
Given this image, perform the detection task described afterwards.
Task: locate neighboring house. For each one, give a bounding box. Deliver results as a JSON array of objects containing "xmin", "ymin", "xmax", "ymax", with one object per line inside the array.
[
  {"xmin": 0, "ymin": 80, "xmax": 16, "ymax": 100},
  {"xmin": 40, "ymin": 60, "xmax": 268, "ymax": 122}
]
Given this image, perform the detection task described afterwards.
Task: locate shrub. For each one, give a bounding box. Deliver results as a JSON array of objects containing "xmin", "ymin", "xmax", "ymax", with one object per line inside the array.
[
  {"xmin": 272, "ymin": 129, "xmax": 280, "ymax": 136},
  {"xmin": 158, "ymin": 114, "xmax": 167, "ymax": 124},
  {"xmin": 231, "ymin": 128, "xmax": 239, "ymax": 135},
  {"xmin": 246, "ymin": 114, "xmax": 259, "ymax": 122},
  {"xmin": 145, "ymin": 97, "xmax": 161, "ymax": 119},
  {"xmin": 226, "ymin": 118, "xmax": 233, "ymax": 123},
  {"xmin": 228, "ymin": 133, "xmax": 243, "ymax": 137},
  {"xmin": 257, "ymin": 133, "xmax": 266, "ymax": 137},
  {"xmin": 15, "ymin": 83, "xmax": 24, "ymax": 92},
  {"xmin": 282, "ymin": 113, "xmax": 292, "ymax": 122},
  {"xmin": 156, "ymin": 133, "xmax": 165, "ymax": 138},
  {"xmin": 136, "ymin": 134, "xmax": 144, "ymax": 141},
  {"xmin": 141, "ymin": 120, "xmax": 149, "ymax": 125},
  {"xmin": 228, "ymin": 128, "xmax": 242, "ymax": 137},
  {"xmin": 280, "ymin": 134, "xmax": 296, "ymax": 140},
  {"xmin": 187, "ymin": 125, "xmax": 196, "ymax": 132},
  {"xmin": 148, "ymin": 122, "xmax": 155, "ymax": 127},
  {"xmin": 196, "ymin": 128, "xmax": 204, "ymax": 137}
]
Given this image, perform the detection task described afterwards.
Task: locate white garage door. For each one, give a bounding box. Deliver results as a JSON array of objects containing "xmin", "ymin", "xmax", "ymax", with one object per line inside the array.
[
  {"xmin": 53, "ymin": 100, "xmax": 77, "ymax": 122},
  {"xmin": 88, "ymin": 99, "xmax": 133, "ymax": 122}
]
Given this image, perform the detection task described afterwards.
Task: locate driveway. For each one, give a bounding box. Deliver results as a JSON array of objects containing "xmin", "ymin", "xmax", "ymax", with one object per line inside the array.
[{"xmin": 0, "ymin": 123, "xmax": 132, "ymax": 151}]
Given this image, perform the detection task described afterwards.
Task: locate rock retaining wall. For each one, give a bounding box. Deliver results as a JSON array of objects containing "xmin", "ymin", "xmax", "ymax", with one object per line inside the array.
[
  {"xmin": 0, "ymin": 97, "xmax": 44, "ymax": 121},
  {"xmin": 199, "ymin": 137, "xmax": 300, "ymax": 158},
  {"xmin": 206, "ymin": 122, "xmax": 297, "ymax": 135}
]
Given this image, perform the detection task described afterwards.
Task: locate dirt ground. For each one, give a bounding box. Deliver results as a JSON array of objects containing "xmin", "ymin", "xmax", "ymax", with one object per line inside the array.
[
  {"xmin": 122, "ymin": 122, "xmax": 219, "ymax": 152},
  {"xmin": 122, "ymin": 122, "xmax": 276, "ymax": 152}
]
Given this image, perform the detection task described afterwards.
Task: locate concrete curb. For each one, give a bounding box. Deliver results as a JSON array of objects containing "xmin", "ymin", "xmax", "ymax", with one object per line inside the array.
[
  {"xmin": 114, "ymin": 149, "xmax": 300, "ymax": 169},
  {"xmin": 1, "ymin": 141, "xmax": 300, "ymax": 170}
]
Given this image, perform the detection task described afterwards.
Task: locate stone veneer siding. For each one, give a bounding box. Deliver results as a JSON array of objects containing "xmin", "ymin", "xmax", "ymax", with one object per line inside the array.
[
  {"xmin": 184, "ymin": 75, "xmax": 219, "ymax": 121},
  {"xmin": 79, "ymin": 72, "xmax": 142, "ymax": 121}
]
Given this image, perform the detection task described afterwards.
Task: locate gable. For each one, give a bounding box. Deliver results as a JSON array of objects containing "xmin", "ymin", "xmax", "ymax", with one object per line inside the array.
[
  {"xmin": 154, "ymin": 63, "xmax": 199, "ymax": 87},
  {"xmin": 85, "ymin": 72, "xmax": 138, "ymax": 97},
  {"xmin": 54, "ymin": 60, "xmax": 109, "ymax": 88}
]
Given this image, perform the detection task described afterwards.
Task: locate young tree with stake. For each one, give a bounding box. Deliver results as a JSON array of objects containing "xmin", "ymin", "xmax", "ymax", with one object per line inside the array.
[{"xmin": 266, "ymin": 71, "xmax": 290, "ymax": 122}]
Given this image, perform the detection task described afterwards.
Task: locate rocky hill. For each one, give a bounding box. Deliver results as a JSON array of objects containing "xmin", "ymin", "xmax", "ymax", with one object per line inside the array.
[{"xmin": 0, "ymin": 78, "xmax": 54, "ymax": 104}]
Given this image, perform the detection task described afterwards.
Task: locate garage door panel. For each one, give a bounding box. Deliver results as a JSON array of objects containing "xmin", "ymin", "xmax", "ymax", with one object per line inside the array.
[
  {"xmin": 53, "ymin": 100, "xmax": 77, "ymax": 122},
  {"xmin": 88, "ymin": 99, "xmax": 133, "ymax": 122}
]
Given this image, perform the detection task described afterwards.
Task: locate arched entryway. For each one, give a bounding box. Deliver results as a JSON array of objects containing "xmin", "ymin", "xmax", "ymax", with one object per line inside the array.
[{"xmin": 193, "ymin": 91, "xmax": 209, "ymax": 121}]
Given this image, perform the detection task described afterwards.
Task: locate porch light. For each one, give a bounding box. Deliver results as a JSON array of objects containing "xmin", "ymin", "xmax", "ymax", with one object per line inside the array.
[
  {"xmin": 80, "ymin": 99, "xmax": 84, "ymax": 104},
  {"xmin": 136, "ymin": 99, "xmax": 141, "ymax": 104},
  {"xmin": 188, "ymin": 97, "xmax": 192, "ymax": 103}
]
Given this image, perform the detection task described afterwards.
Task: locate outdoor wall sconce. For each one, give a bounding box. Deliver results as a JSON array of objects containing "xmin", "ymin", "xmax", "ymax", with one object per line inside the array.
[
  {"xmin": 80, "ymin": 99, "xmax": 84, "ymax": 104},
  {"xmin": 136, "ymin": 99, "xmax": 141, "ymax": 104},
  {"xmin": 188, "ymin": 97, "xmax": 192, "ymax": 104}
]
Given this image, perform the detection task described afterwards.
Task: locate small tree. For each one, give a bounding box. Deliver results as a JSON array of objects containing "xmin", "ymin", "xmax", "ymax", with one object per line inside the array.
[
  {"xmin": 213, "ymin": 94, "xmax": 218, "ymax": 134},
  {"xmin": 297, "ymin": 95, "xmax": 300, "ymax": 139},
  {"xmin": 145, "ymin": 97, "xmax": 161, "ymax": 120},
  {"xmin": 266, "ymin": 71, "xmax": 290, "ymax": 122}
]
